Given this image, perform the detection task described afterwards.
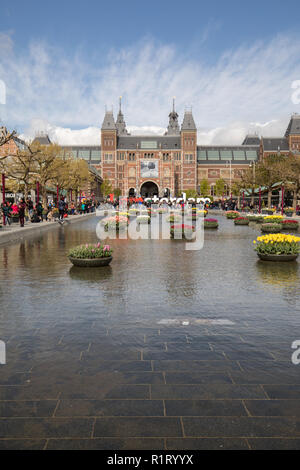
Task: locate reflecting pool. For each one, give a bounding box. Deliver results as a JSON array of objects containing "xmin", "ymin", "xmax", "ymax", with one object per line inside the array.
[{"xmin": 0, "ymin": 215, "xmax": 300, "ymax": 450}]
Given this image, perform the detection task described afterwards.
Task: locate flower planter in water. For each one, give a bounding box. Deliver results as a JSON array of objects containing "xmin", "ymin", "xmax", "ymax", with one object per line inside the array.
[
  {"xmin": 257, "ymin": 253, "xmax": 298, "ymax": 262},
  {"xmin": 68, "ymin": 256, "xmax": 113, "ymax": 267},
  {"xmin": 234, "ymin": 218, "xmax": 249, "ymax": 226}
]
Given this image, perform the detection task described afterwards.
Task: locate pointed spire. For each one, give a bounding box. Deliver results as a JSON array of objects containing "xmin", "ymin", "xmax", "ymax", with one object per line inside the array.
[
  {"xmin": 116, "ymin": 96, "xmax": 129, "ymax": 135},
  {"xmin": 101, "ymin": 108, "xmax": 116, "ymax": 130},
  {"xmin": 181, "ymin": 109, "xmax": 196, "ymax": 131},
  {"xmin": 165, "ymin": 98, "xmax": 180, "ymax": 135}
]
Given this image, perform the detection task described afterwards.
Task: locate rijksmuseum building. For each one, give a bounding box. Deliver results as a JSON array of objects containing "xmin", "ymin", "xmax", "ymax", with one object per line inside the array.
[
  {"xmin": 50, "ymin": 103, "xmax": 300, "ymax": 198},
  {"xmin": 60, "ymin": 102, "xmax": 300, "ymax": 198}
]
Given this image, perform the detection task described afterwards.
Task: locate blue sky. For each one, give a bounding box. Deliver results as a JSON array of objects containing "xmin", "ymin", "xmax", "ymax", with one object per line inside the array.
[{"xmin": 1, "ymin": 0, "xmax": 300, "ymax": 143}]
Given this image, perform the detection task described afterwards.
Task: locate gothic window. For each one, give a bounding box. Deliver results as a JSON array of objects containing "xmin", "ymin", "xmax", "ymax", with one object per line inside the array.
[{"xmin": 128, "ymin": 153, "xmax": 136, "ymax": 161}]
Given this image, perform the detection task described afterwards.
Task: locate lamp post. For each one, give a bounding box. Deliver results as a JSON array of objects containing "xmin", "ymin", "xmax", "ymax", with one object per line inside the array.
[
  {"xmin": 226, "ymin": 160, "xmax": 232, "ymax": 197},
  {"xmin": 36, "ymin": 181, "xmax": 40, "ymax": 205},
  {"xmin": 249, "ymin": 161, "xmax": 256, "ymax": 208},
  {"xmin": 56, "ymin": 185, "xmax": 59, "ymax": 207},
  {"xmin": 2, "ymin": 173, "xmax": 5, "ymax": 226},
  {"xmin": 259, "ymin": 187, "xmax": 262, "ymax": 214},
  {"xmin": 281, "ymin": 185, "xmax": 284, "ymax": 216}
]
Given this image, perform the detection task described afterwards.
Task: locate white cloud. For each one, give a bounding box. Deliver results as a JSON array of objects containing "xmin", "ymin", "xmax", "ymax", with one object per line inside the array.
[{"xmin": 2, "ymin": 32, "xmax": 300, "ymax": 144}]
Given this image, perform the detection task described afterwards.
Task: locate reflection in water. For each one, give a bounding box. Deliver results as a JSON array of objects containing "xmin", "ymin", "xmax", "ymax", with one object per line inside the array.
[
  {"xmin": 256, "ymin": 260, "xmax": 299, "ymax": 287},
  {"xmin": 256, "ymin": 260, "xmax": 300, "ymax": 307},
  {"xmin": 69, "ymin": 265, "xmax": 113, "ymax": 283},
  {"xmin": 0, "ymin": 215, "xmax": 299, "ymax": 332}
]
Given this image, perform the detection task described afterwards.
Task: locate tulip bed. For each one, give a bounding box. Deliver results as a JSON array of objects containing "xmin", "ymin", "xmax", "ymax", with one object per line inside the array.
[{"xmin": 253, "ymin": 233, "xmax": 300, "ymax": 255}]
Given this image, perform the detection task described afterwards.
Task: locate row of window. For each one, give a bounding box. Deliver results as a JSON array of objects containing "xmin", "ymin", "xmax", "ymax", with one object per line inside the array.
[{"xmin": 197, "ymin": 150, "xmax": 258, "ymax": 161}]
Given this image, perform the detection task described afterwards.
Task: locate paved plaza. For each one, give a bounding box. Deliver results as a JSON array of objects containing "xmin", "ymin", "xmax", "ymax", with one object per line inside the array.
[{"xmin": 0, "ymin": 214, "xmax": 300, "ymax": 450}]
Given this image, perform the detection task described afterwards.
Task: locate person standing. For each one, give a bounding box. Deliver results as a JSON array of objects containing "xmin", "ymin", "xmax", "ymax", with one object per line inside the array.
[
  {"xmin": 58, "ymin": 197, "xmax": 66, "ymax": 221},
  {"xmin": 1, "ymin": 201, "xmax": 11, "ymax": 225},
  {"xmin": 18, "ymin": 198, "xmax": 26, "ymax": 227}
]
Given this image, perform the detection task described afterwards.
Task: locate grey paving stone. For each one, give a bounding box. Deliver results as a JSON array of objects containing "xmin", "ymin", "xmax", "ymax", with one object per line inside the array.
[
  {"xmin": 0, "ymin": 439, "xmax": 46, "ymax": 450},
  {"xmin": 81, "ymin": 346, "xmax": 141, "ymax": 361},
  {"xmin": 231, "ymin": 370, "xmax": 300, "ymax": 384},
  {"xmin": 263, "ymin": 385, "xmax": 300, "ymax": 399},
  {"xmin": 248, "ymin": 438, "xmax": 300, "ymax": 450},
  {"xmin": 153, "ymin": 360, "xmax": 240, "ymax": 372},
  {"xmin": 78, "ymin": 360, "xmax": 152, "ymax": 372},
  {"xmin": 94, "ymin": 417, "xmax": 182, "ymax": 438},
  {"xmin": 143, "ymin": 350, "xmax": 225, "ymax": 361},
  {"xmin": 165, "ymin": 372, "xmax": 232, "ymax": 384},
  {"xmin": 166, "ymin": 438, "xmax": 249, "ymax": 450},
  {"xmin": 0, "ymin": 400, "xmax": 58, "ymax": 417},
  {"xmin": 46, "ymin": 437, "xmax": 165, "ymax": 450},
  {"xmin": 244, "ymin": 400, "xmax": 300, "ymax": 416},
  {"xmin": 0, "ymin": 418, "xmax": 94, "ymax": 438},
  {"xmin": 0, "ymin": 373, "xmax": 31, "ymax": 386},
  {"xmin": 182, "ymin": 416, "xmax": 300, "ymax": 438},
  {"xmin": 0, "ymin": 385, "xmax": 60, "ymax": 400},
  {"xmin": 151, "ymin": 384, "xmax": 267, "ymax": 400},
  {"xmin": 165, "ymin": 400, "xmax": 247, "ymax": 417},
  {"xmin": 60, "ymin": 384, "xmax": 150, "ymax": 400},
  {"xmin": 56, "ymin": 399, "xmax": 164, "ymax": 417}
]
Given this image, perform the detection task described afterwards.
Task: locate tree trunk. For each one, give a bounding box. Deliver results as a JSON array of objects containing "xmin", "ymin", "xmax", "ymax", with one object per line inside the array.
[
  {"xmin": 293, "ymin": 190, "xmax": 298, "ymax": 210},
  {"xmin": 42, "ymin": 188, "xmax": 47, "ymax": 206},
  {"xmin": 268, "ymin": 190, "xmax": 272, "ymax": 208}
]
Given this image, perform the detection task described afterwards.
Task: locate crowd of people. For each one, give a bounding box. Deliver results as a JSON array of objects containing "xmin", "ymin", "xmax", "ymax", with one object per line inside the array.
[{"xmin": 0, "ymin": 197, "xmax": 96, "ymax": 227}]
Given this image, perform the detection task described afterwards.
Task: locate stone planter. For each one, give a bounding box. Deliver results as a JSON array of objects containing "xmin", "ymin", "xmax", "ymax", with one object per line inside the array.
[
  {"xmin": 261, "ymin": 223, "xmax": 282, "ymax": 233},
  {"xmin": 281, "ymin": 223, "xmax": 299, "ymax": 230},
  {"xmin": 68, "ymin": 256, "xmax": 113, "ymax": 267},
  {"xmin": 257, "ymin": 253, "xmax": 298, "ymax": 262},
  {"xmin": 204, "ymin": 222, "xmax": 218, "ymax": 229},
  {"xmin": 234, "ymin": 219, "xmax": 249, "ymax": 225}
]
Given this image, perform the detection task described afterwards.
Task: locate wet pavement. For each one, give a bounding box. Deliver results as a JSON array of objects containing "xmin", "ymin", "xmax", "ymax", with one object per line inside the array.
[{"xmin": 0, "ymin": 214, "xmax": 300, "ymax": 450}]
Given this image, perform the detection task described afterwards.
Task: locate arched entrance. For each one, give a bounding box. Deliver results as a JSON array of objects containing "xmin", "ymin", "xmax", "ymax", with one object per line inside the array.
[
  {"xmin": 140, "ymin": 181, "xmax": 159, "ymax": 198},
  {"xmin": 128, "ymin": 188, "xmax": 136, "ymax": 197}
]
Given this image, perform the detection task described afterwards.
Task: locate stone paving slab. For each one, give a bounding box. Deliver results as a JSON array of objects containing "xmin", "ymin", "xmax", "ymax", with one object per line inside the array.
[
  {"xmin": 182, "ymin": 416, "xmax": 300, "ymax": 438},
  {"xmin": 93, "ymin": 417, "xmax": 183, "ymax": 438}
]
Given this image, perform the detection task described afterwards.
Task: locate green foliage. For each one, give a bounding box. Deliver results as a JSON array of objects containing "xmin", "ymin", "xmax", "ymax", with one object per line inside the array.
[
  {"xmin": 261, "ymin": 223, "xmax": 282, "ymax": 233},
  {"xmin": 101, "ymin": 178, "xmax": 113, "ymax": 196},
  {"xmin": 215, "ymin": 178, "xmax": 225, "ymax": 197},
  {"xmin": 200, "ymin": 179, "xmax": 209, "ymax": 196},
  {"xmin": 184, "ymin": 189, "xmax": 198, "ymax": 199},
  {"xmin": 68, "ymin": 243, "xmax": 112, "ymax": 259}
]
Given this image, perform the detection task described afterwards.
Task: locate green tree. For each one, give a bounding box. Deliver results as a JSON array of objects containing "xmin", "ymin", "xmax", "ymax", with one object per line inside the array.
[
  {"xmin": 215, "ymin": 178, "xmax": 226, "ymax": 197},
  {"xmin": 0, "ymin": 144, "xmax": 40, "ymax": 199},
  {"xmin": 240, "ymin": 166, "xmax": 259, "ymax": 206},
  {"xmin": 184, "ymin": 189, "xmax": 198, "ymax": 199},
  {"xmin": 256, "ymin": 154, "xmax": 287, "ymax": 208},
  {"xmin": 101, "ymin": 178, "xmax": 113, "ymax": 197},
  {"xmin": 32, "ymin": 142, "xmax": 66, "ymax": 205},
  {"xmin": 199, "ymin": 179, "xmax": 209, "ymax": 196}
]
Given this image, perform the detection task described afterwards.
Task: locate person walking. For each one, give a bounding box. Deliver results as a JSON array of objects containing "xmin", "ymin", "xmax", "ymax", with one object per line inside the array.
[
  {"xmin": 1, "ymin": 201, "xmax": 11, "ymax": 226},
  {"xmin": 58, "ymin": 197, "xmax": 66, "ymax": 221},
  {"xmin": 18, "ymin": 198, "xmax": 26, "ymax": 227}
]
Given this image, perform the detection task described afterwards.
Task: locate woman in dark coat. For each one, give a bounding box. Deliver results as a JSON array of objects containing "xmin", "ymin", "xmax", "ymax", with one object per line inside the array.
[{"xmin": 18, "ymin": 198, "xmax": 26, "ymax": 227}]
